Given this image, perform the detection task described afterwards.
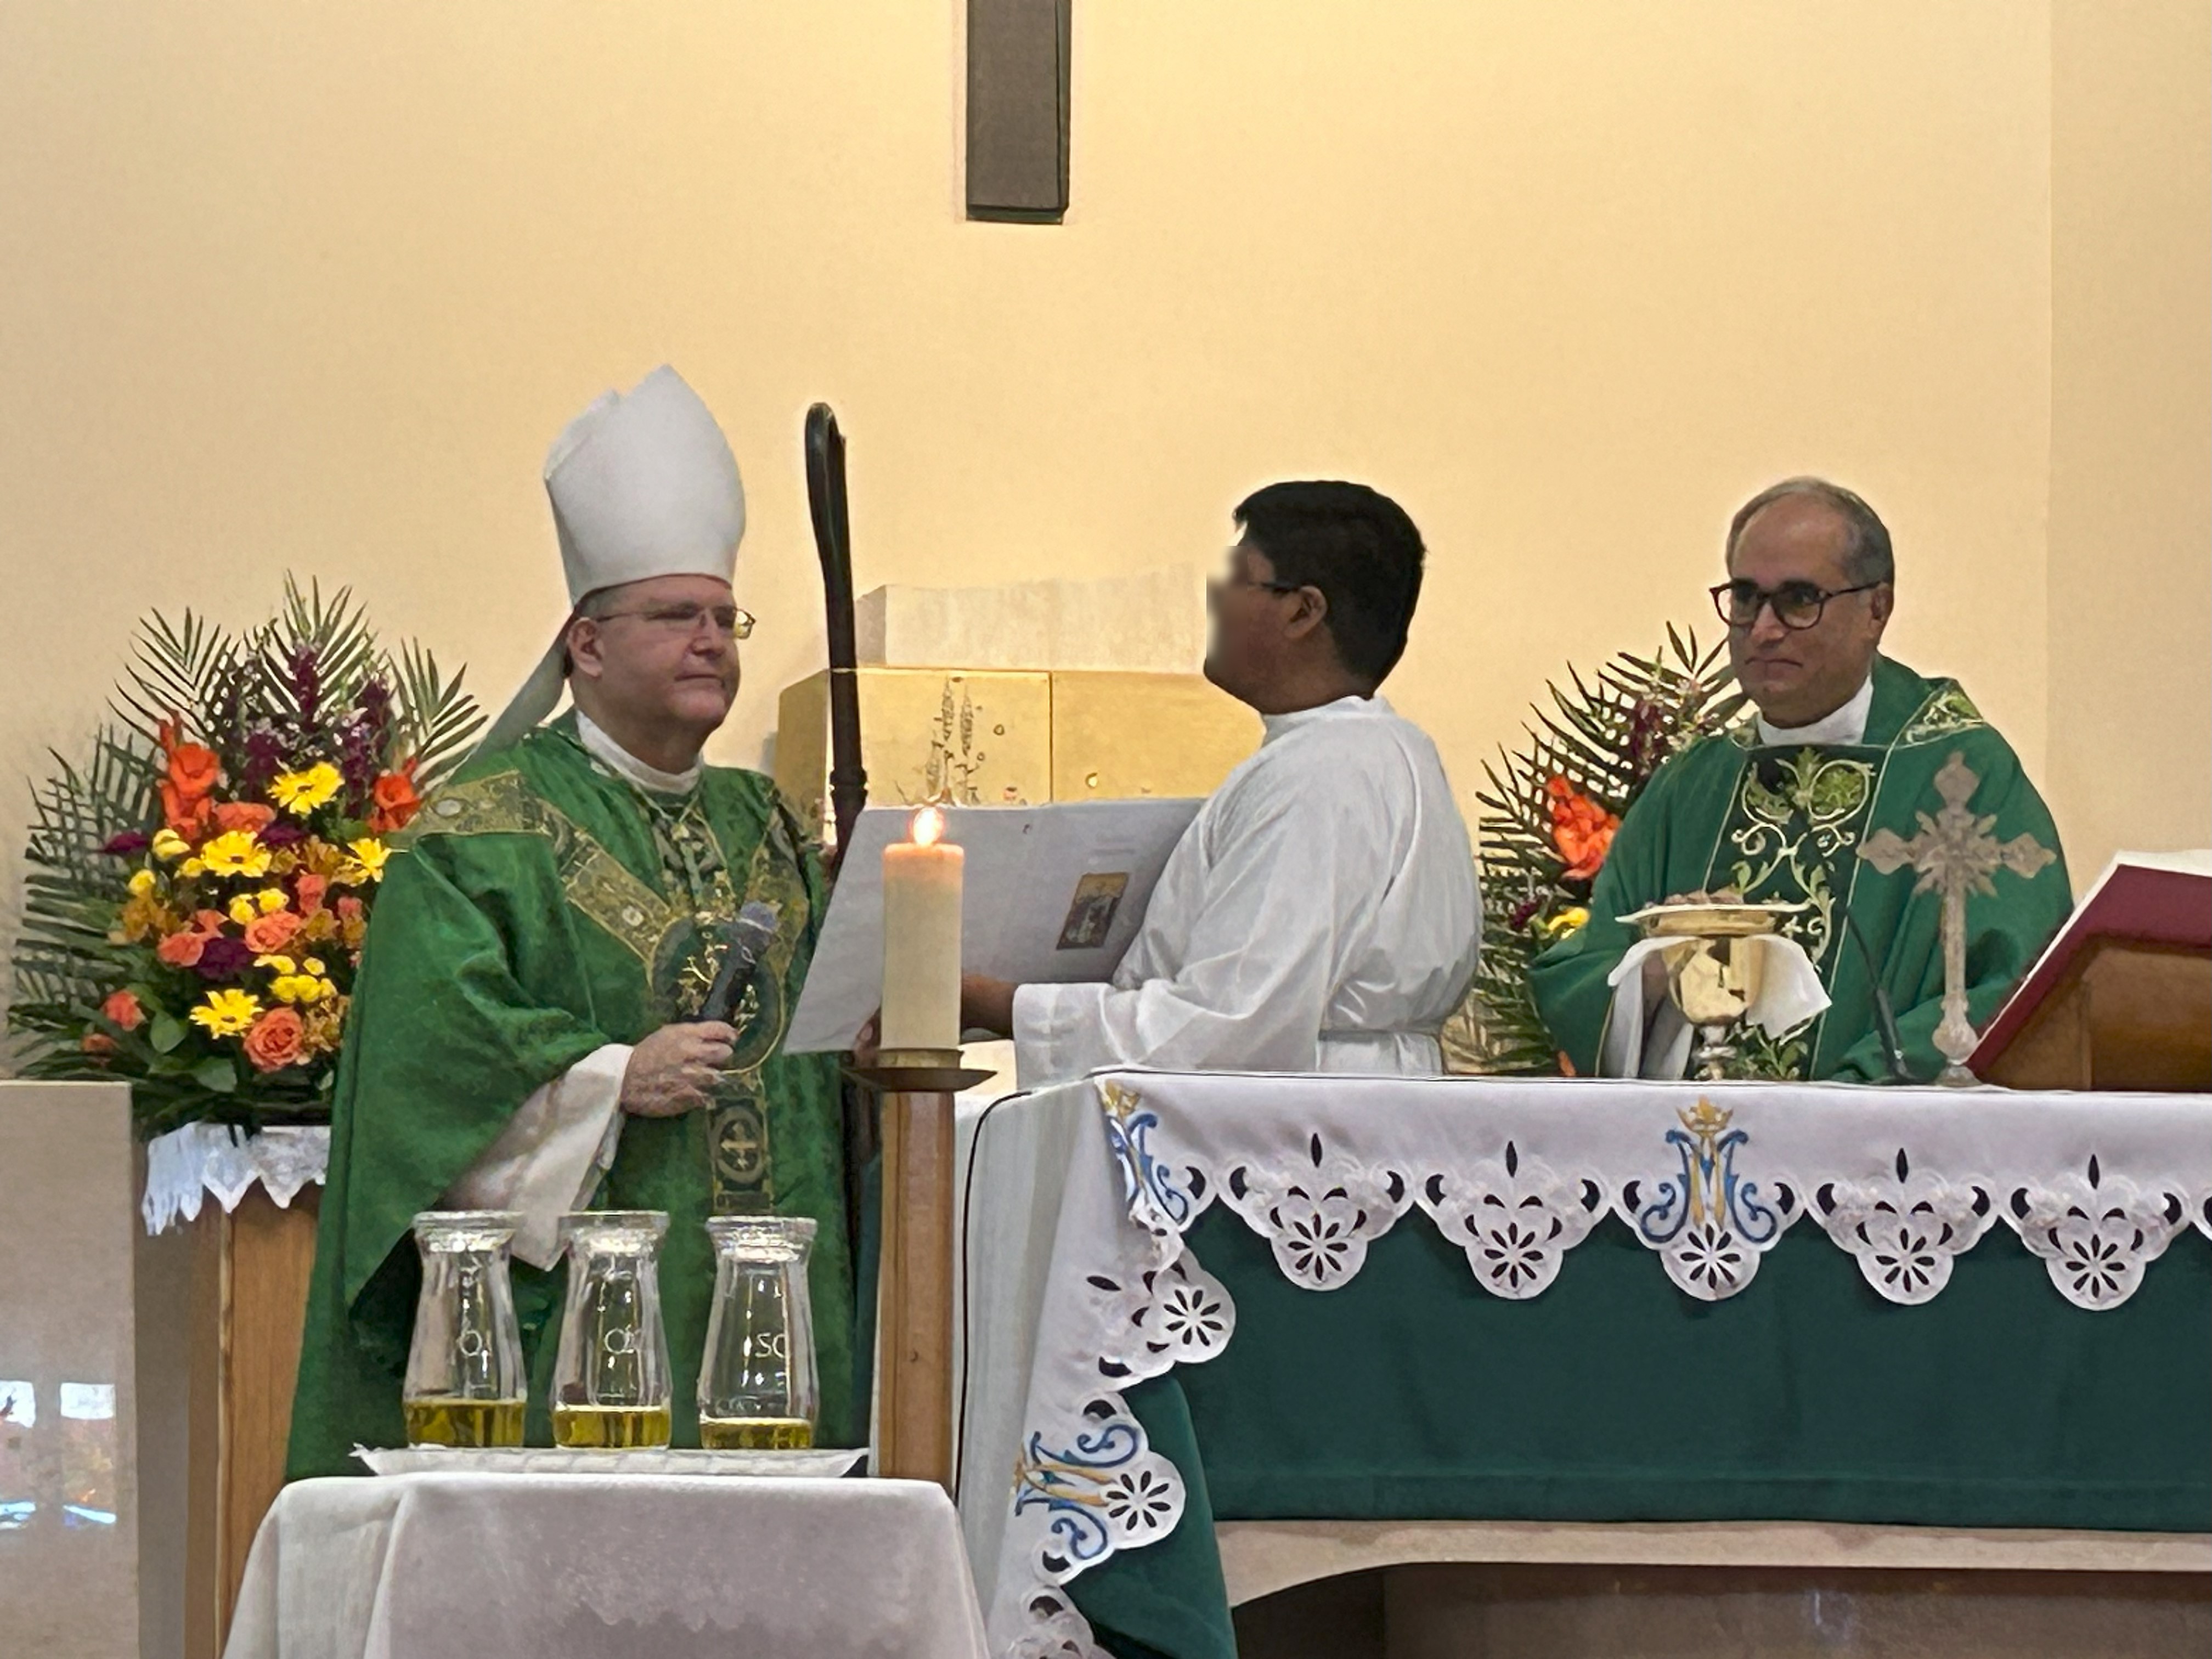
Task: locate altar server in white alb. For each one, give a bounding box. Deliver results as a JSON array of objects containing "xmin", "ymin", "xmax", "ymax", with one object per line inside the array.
[{"xmin": 960, "ymin": 481, "xmax": 1481, "ymax": 1085}]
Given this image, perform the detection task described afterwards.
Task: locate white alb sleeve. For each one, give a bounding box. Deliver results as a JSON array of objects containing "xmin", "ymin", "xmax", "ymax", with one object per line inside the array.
[
  {"xmin": 440, "ymin": 1043, "xmax": 634, "ymax": 1269},
  {"xmin": 1011, "ymin": 789, "xmax": 1352, "ymax": 1088}
]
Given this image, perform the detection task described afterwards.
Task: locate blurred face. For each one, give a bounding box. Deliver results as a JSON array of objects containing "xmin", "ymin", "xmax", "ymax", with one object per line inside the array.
[
  {"xmin": 1204, "ymin": 541, "xmax": 1307, "ymax": 703},
  {"xmin": 1724, "ymin": 498, "xmax": 1891, "ymax": 728},
  {"xmin": 567, "ymin": 574, "xmax": 743, "ymax": 743}
]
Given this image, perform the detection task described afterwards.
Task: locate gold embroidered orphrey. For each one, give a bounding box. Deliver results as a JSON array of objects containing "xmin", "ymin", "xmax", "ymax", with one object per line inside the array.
[
  {"xmin": 416, "ymin": 766, "xmax": 816, "ymax": 1210},
  {"xmin": 1858, "ymin": 750, "xmax": 2055, "ymax": 1085}
]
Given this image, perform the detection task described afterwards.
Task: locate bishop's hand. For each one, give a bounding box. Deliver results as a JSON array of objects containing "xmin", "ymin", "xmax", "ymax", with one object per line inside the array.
[{"xmin": 620, "ymin": 1020, "xmax": 739, "ymax": 1116}]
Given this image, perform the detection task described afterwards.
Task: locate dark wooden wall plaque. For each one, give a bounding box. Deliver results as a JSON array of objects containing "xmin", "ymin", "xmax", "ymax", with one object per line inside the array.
[{"xmin": 967, "ymin": 0, "xmax": 1071, "ymax": 223}]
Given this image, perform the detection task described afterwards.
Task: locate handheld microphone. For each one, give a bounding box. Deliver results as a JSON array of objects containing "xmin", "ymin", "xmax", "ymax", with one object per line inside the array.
[{"xmin": 702, "ymin": 901, "xmax": 781, "ymax": 1026}]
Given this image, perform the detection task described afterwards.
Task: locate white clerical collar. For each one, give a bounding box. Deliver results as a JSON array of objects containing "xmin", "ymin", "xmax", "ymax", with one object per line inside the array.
[
  {"xmin": 1261, "ymin": 693, "xmax": 1388, "ymax": 744},
  {"xmin": 1757, "ymin": 674, "xmax": 1874, "ymax": 747},
  {"xmin": 574, "ymin": 710, "xmax": 702, "ymax": 795}
]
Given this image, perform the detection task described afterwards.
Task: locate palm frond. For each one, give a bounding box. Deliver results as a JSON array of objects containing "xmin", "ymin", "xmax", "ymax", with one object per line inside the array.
[
  {"xmin": 396, "ymin": 641, "xmax": 487, "ymax": 787},
  {"xmin": 1442, "ymin": 624, "xmax": 1750, "ymax": 1076}
]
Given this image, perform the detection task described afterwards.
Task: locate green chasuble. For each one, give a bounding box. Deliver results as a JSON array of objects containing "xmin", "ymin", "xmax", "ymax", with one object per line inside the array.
[
  {"xmin": 287, "ymin": 714, "xmax": 855, "ymax": 1478},
  {"xmin": 1530, "ymin": 655, "xmax": 2073, "ymax": 1083}
]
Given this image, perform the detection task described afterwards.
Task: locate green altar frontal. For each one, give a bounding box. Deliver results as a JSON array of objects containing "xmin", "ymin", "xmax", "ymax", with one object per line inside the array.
[
  {"xmin": 958, "ymin": 1073, "xmax": 2212, "ymax": 1659},
  {"xmin": 1071, "ymin": 1214, "xmax": 2211, "ymax": 1659}
]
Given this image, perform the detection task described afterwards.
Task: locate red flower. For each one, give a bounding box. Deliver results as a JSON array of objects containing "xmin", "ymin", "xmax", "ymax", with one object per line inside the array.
[
  {"xmin": 81, "ymin": 1032, "xmax": 118, "ymax": 1057},
  {"xmin": 368, "ymin": 760, "xmax": 421, "ymax": 833},
  {"xmin": 1546, "ymin": 777, "xmax": 1621, "ymax": 883},
  {"xmin": 295, "ymin": 873, "xmax": 329, "ymax": 914},
  {"xmin": 102, "ymin": 989, "xmax": 145, "ymax": 1031}
]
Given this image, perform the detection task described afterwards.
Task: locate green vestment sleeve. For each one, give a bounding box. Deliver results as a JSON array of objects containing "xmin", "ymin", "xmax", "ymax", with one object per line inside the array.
[
  {"xmin": 1527, "ymin": 762, "xmax": 1685, "ymax": 1077},
  {"xmin": 289, "ymin": 830, "xmax": 619, "ymax": 1475}
]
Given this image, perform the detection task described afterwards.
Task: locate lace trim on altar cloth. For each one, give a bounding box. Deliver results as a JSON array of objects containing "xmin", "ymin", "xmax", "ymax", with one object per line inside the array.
[
  {"xmin": 984, "ymin": 1074, "xmax": 2212, "ymax": 1659},
  {"xmin": 141, "ymin": 1122, "xmax": 331, "ymax": 1234}
]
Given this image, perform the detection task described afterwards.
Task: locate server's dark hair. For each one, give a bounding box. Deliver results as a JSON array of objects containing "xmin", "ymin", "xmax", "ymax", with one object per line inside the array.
[
  {"xmin": 1726, "ymin": 477, "xmax": 1894, "ymax": 585},
  {"xmin": 1233, "ymin": 480, "xmax": 1426, "ymax": 684}
]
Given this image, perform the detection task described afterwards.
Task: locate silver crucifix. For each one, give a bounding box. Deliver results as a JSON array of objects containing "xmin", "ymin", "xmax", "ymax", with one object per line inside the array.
[{"xmin": 1858, "ymin": 751, "xmax": 2056, "ymax": 1086}]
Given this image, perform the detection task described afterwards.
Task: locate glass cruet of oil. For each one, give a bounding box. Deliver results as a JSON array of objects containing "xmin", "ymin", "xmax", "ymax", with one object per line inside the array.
[
  {"xmin": 550, "ymin": 1210, "xmax": 673, "ymax": 1449},
  {"xmin": 403, "ymin": 1211, "xmax": 528, "ymax": 1447},
  {"xmin": 697, "ymin": 1215, "xmax": 820, "ymax": 1449}
]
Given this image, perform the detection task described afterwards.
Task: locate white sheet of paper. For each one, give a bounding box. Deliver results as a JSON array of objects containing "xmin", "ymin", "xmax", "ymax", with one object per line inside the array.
[{"xmin": 785, "ymin": 799, "xmax": 1203, "ymax": 1053}]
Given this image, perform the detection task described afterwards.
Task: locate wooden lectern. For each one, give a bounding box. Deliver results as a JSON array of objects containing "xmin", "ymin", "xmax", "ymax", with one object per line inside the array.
[{"xmin": 1972, "ymin": 855, "xmax": 2212, "ymax": 1091}]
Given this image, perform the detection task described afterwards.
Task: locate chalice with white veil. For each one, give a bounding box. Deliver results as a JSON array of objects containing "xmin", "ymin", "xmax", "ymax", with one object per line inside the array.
[{"xmin": 1622, "ymin": 894, "xmax": 1807, "ymax": 1081}]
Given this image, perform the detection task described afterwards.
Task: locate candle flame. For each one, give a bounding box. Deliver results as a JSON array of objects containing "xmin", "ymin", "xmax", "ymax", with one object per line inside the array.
[{"xmin": 910, "ymin": 805, "xmax": 946, "ymax": 848}]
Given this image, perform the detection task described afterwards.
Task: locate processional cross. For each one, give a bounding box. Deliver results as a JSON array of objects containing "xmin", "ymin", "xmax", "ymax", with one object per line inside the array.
[{"xmin": 1858, "ymin": 751, "xmax": 2056, "ymax": 1085}]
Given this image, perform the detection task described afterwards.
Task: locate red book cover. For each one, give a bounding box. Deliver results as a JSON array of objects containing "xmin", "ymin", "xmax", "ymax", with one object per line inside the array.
[{"xmin": 1971, "ymin": 851, "xmax": 2212, "ymax": 1069}]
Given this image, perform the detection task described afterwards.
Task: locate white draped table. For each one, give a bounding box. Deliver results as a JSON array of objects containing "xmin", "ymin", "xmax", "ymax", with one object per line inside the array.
[
  {"xmin": 955, "ymin": 1070, "xmax": 2212, "ymax": 1659},
  {"xmin": 223, "ymin": 1472, "xmax": 989, "ymax": 1659}
]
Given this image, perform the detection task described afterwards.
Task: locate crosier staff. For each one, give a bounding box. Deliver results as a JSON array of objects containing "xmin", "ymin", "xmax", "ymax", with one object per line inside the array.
[
  {"xmin": 805, "ymin": 404, "xmax": 867, "ymax": 872},
  {"xmin": 804, "ymin": 403, "xmax": 880, "ymax": 1272}
]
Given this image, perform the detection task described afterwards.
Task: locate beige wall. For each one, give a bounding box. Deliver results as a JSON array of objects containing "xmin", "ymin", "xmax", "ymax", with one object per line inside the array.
[
  {"xmin": 2048, "ymin": 0, "xmax": 2212, "ymax": 879},
  {"xmin": 0, "ymin": 1, "xmax": 2200, "ymax": 984}
]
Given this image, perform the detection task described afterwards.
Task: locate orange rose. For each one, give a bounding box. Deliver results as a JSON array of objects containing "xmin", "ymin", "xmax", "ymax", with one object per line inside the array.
[
  {"xmin": 102, "ymin": 989, "xmax": 145, "ymax": 1031},
  {"xmin": 368, "ymin": 763, "xmax": 421, "ymax": 833},
  {"xmin": 243, "ymin": 910, "xmax": 303, "ymax": 954},
  {"xmin": 156, "ymin": 929, "xmax": 208, "ymax": 967},
  {"xmin": 294, "ymin": 873, "xmax": 329, "ymax": 914},
  {"xmin": 334, "ymin": 895, "xmax": 364, "ymax": 923},
  {"xmin": 241, "ymin": 1006, "xmax": 306, "ymax": 1073},
  {"xmin": 1546, "ymin": 776, "xmax": 1621, "ymax": 883},
  {"xmin": 81, "ymin": 1032, "xmax": 118, "ymax": 1057},
  {"xmin": 213, "ymin": 800, "xmax": 276, "ymax": 836}
]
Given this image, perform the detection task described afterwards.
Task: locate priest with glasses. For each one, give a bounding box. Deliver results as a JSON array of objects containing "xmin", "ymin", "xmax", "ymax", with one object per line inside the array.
[{"xmin": 1531, "ymin": 477, "xmax": 2072, "ymax": 1082}]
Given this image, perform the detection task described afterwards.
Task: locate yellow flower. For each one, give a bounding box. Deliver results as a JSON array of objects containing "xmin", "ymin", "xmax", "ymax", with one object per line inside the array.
[
  {"xmin": 229, "ymin": 895, "xmax": 260, "ymax": 926},
  {"xmin": 302, "ymin": 957, "xmax": 326, "ymax": 977},
  {"xmin": 1541, "ymin": 906, "xmax": 1592, "ymax": 938},
  {"xmin": 180, "ymin": 858, "xmax": 206, "ymax": 877},
  {"xmin": 269, "ymin": 972, "xmax": 331, "ymax": 1006},
  {"xmin": 346, "ymin": 838, "xmax": 390, "ymax": 882},
  {"xmin": 189, "ymin": 988, "xmax": 262, "ymax": 1036},
  {"xmin": 151, "ymin": 828, "xmax": 190, "ymax": 861},
  {"xmin": 269, "ymin": 763, "xmax": 343, "ymax": 817},
  {"xmin": 127, "ymin": 870, "xmax": 158, "ymax": 898},
  {"xmin": 255, "ymin": 953, "xmax": 297, "ymax": 974},
  {"xmin": 198, "ymin": 830, "xmax": 273, "ymax": 879}
]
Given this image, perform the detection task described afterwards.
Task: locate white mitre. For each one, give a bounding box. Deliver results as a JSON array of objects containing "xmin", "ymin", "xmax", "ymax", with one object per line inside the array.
[{"xmin": 476, "ymin": 365, "xmax": 747, "ymax": 754}]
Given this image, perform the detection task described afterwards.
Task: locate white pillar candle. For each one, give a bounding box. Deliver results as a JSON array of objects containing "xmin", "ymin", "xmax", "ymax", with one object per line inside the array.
[{"xmin": 880, "ymin": 806, "xmax": 964, "ymax": 1059}]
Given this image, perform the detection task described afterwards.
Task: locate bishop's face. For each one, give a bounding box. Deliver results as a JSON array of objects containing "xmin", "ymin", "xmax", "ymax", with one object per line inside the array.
[
  {"xmin": 1725, "ymin": 498, "xmax": 1891, "ymax": 729},
  {"xmin": 569, "ymin": 574, "xmax": 743, "ymax": 748}
]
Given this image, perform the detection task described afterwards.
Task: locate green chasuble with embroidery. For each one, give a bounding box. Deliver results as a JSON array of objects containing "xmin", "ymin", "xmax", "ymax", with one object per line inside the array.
[
  {"xmin": 1530, "ymin": 656, "xmax": 2073, "ymax": 1083},
  {"xmin": 286, "ymin": 715, "xmax": 855, "ymax": 1478}
]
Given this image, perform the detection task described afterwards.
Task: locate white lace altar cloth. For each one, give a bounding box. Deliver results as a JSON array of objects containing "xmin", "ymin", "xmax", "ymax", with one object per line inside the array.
[
  {"xmin": 142, "ymin": 1121, "xmax": 329, "ymax": 1234},
  {"xmin": 225, "ymin": 1472, "xmax": 988, "ymax": 1659},
  {"xmin": 958, "ymin": 1070, "xmax": 2212, "ymax": 1659}
]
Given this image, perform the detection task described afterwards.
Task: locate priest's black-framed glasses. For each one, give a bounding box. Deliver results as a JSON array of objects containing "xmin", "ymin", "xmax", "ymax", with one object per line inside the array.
[{"xmin": 1710, "ymin": 578, "xmax": 1883, "ymax": 631}]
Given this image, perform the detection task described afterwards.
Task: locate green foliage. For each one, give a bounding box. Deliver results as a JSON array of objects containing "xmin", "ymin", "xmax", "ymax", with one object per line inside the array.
[{"xmin": 1444, "ymin": 626, "xmax": 1749, "ymax": 1075}]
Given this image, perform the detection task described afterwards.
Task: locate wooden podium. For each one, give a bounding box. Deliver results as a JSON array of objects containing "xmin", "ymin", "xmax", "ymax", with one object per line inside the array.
[{"xmin": 1972, "ymin": 854, "xmax": 2212, "ymax": 1091}]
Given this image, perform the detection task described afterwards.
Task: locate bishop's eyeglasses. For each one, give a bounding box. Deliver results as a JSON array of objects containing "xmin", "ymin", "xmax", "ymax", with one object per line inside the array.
[
  {"xmin": 590, "ymin": 602, "xmax": 755, "ymax": 640},
  {"xmin": 1710, "ymin": 578, "xmax": 1881, "ymax": 632}
]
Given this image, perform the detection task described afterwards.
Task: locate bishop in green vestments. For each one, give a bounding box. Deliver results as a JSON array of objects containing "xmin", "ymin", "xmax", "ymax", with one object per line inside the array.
[
  {"xmin": 289, "ymin": 368, "xmax": 856, "ymax": 1477},
  {"xmin": 1532, "ymin": 478, "xmax": 2072, "ymax": 1082}
]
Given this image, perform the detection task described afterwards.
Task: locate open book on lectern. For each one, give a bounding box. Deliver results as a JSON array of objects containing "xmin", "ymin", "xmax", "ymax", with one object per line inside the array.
[{"xmin": 783, "ymin": 799, "xmax": 1201, "ymax": 1054}]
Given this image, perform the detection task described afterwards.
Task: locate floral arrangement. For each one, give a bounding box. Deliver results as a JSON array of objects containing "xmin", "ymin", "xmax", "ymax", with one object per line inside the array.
[
  {"xmin": 10, "ymin": 580, "xmax": 482, "ymax": 1135},
  {"xmin": 1442, "ymin": 627, "xmax": 1748, "ymax": 1075}
]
